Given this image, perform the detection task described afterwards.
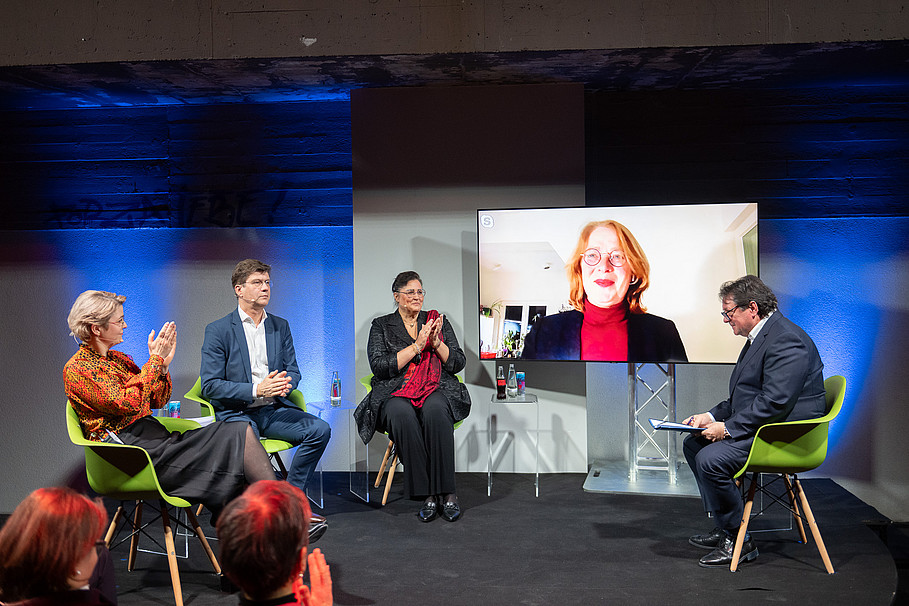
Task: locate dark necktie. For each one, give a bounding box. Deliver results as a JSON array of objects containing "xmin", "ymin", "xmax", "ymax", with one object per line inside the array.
[{"xmin": 736, "ymin": 339, "xmax": 751, "ymax": 365}]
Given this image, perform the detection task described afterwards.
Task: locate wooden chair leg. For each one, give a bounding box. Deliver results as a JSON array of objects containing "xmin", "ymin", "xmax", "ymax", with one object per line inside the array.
[
  {"xmin": 160, "ymin": 502, "xmax": 184, "ymax": 606},
  {"xmin": 793, "ymin": 477, "xmax": 835, "ymax": 574},
  {"xmin": 730, "ymin": 475, "xmax": 758, "ymax": 572},
  {"xmin": 375, "ymin": 440, "xmax": 394, "ymax": 488},
  {"xmin": 185, "ymin": 507, "xmax": 221, "ymax": 574},
  {"xmin": 128, "ymin": 501, "xmax": 142, "ymax": 572},
  {"xmin": 104, "ymin": 504, "xmax": 123, "ymax": 546},
  {"xmin": 195, "ymin": 503, "xmax": 204, "ymax": 517},
  {"xmin": 783, "ymin": 474, "xmax": 808, "ymax": 543},
  {"xmin": 382, "ymin": 452, "xmax": 399, "ymax": 506}
]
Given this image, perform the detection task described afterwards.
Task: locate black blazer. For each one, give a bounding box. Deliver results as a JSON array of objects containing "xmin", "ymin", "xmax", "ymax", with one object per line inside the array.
[
  {"xmin": 354, "ymin": 311, "xmax": 471, "ymax": 444},
  {"xmin": 710, "ymin": 312, "xmax": 826, "ymax": 441},
  {"xmin": 520, "ymin": 310, "xmax": 688, "ymax": 362}
]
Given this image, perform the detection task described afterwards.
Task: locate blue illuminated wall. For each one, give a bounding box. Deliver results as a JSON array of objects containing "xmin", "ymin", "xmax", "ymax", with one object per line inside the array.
[
  {"xmin": 762, "ymin": 217, "xmax": 909, "ymax": 481},
  {"xmin": 2, "ymin": 100, "xmax": 352, "ymax": 229}
]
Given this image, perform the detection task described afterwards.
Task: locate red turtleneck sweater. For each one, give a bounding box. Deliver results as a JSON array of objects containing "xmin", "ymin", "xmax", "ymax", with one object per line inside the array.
[{"xmin": 580, "ymin": 302, "xmax": 628, "ymax": 361}]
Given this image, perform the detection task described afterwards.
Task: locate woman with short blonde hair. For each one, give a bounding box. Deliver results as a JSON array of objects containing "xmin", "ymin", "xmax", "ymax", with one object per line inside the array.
[{"xmin": 67, "ymin": 290, "xmax": 126, "ymax": 343}]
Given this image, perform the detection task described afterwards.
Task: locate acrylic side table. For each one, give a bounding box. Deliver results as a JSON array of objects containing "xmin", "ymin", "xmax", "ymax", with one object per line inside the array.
[
  {"xmin": 306, "ymin": 399, "xmax": 370, "ymax": 506},
  {"xmin": 488, "ymin": 392, "xmax": 540, "ymax": 497}
]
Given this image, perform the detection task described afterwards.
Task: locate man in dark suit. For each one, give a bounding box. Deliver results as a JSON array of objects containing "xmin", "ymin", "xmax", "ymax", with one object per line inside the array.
[
  {"xmin": 683, "ymin": 275, "xmax": 826, "ymax": 568},
  {"xmin": 201, "ymin": 259, "xmax": 331, "ymax": 541}
]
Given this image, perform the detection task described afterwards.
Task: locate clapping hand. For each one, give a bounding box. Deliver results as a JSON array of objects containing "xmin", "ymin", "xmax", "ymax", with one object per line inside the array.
[
  {"xmin": 298, "ymin": 548, "xmax": 333, "ymax": 606},
  {"xmin": 148, "ymin": 322, "xmax": 177, "ymax": 371},
  {"xmin": 429, "ymin": 314, "xmax": 444, "ymax": 349},
  {"xmin": 414, "ymin": 322, "xmax": 433, "ymax": 352}
]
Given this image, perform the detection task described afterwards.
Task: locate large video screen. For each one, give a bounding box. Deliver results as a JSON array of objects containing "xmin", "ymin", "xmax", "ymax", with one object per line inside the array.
[{"xmin": 477, "ymin": 203, "xmax": 758, "ymax": 364}]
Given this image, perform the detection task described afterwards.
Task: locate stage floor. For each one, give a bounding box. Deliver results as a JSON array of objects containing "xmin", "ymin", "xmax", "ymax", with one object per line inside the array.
[{"xmin": 109, "ymin": 472, "xmax": 901, "ymax": 605}]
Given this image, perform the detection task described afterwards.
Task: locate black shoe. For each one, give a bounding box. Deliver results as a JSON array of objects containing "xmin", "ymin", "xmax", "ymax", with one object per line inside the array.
[
  {"xmin": 689, "ymin": 527, "xmax": 725, "ymax": 549},
  {"xmin": 440, "ymin": 500, "xmax": 461, "ymax": 522},
  {"xmin": 418, "ymin": 497, "xmax": 438, "ymax": 523},
  {"xmin": 698, "ymin": 535, "xmax": 758, "ymax": 568},
  {"xmin": 308, "ymin": 521, "xmax": 328, "ymax": 543}
]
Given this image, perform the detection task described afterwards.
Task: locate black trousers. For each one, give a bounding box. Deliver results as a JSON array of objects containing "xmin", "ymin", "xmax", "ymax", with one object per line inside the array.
[
  {"xmin": 378, "ymin": 391, "xmax": 456, "ymax": 499},
  {"xmin": 683, "ymin": 433, "xmax": 751, "ymax": 532}
]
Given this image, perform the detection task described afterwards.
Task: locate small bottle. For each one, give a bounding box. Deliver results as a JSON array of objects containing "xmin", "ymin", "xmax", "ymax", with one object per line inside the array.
[
  {"xmin": 506, "ymin": 364, "xmax": 518, "ymax": 398},
  {"xmin": 516, "ymin": 371, "xmax": 526, "ymax": 396},
  {"xmin": 496, "ymin": 366, "xmax": 506, "ymax": 400},
  {"xmin": 330, "ymin": 371, "xmax": 341, "ymax": 407}
]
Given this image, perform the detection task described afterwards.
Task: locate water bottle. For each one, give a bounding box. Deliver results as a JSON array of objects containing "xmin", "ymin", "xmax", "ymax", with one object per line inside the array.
[
  {"xmin": 496, "ymin": 366, "xmax": 506, "ymax": 400},
  {"xmin": 330, "ymin": 371, "xmax": 341, "ymax": 407},
  {"xmin": 506, "ymin": 364, "xmax": 518, "ymax": 398}
]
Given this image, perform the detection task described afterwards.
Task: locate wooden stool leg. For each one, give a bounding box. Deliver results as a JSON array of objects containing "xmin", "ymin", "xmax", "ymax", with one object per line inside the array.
[
  {"xmin": 382, "ymin": 452, "xmax": 399, "ymax": 506},
  {"xmin": 128, "ymin": 501, "xmax": 142, "ymax": 572},
  {"xmin": 793, "ymin": 478, "xmax": 835, "ymax": 574},
  {"xmin": 185, "ymin": 507, "xmax": 221, "ymax": 574},
  {"xmin": 195, "ymin": 503, "xmax": 204, "ymax": 517},
  {"xmin": 730, "ymin": 475, "xmax": 758, "ymax": 572},
  {"xmin": 784, "ymin": 474, "xmax": 808, "ymax": 543},
  {"xmin": 375, "ymin": 440, "xmax": 394, "ymax": 488},
  {"xmin": 160, "ymin": 503, "xmax": 184, "ymax": 606}
]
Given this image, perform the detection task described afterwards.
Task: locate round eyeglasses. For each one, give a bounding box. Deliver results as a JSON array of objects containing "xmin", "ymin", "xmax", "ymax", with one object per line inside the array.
[
  {"xmin": 580, "ymin": 248, "xmax": 626, "ymax": 267},
  {"xmin": 396, "ymin": 289, "xmax": 426, "ymax": 298}
]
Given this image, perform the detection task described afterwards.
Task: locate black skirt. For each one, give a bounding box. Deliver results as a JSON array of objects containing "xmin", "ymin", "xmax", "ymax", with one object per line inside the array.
[{"xmin": 115, "ymin": 416, "xmax": 248, "ymax": 510}]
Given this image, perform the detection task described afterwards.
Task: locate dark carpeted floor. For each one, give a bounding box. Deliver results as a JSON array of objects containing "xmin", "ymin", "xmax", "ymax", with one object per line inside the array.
[{"xmin": 104, "ymin": 472, "xmax": 900, "ymax": 605}]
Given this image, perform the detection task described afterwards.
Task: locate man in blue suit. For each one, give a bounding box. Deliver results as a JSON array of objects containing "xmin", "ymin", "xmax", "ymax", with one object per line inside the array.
[
  {"xmin": 683, "ymin": 275, "xmax": 826, "ymax": 568},
  {"xmin": 201, "ymin": 259, "xmax": 331, "ymax": 541}
]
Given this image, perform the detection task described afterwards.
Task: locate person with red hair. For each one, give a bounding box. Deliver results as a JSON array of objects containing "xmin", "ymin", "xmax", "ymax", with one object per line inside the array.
[
  {"xmin": 521, "ymin": 219, "xmax": 687, "ymax": 362},
  {"xmin": 0, "ymin": 487, "xmax": 115, "ymax": 605},
  {"xmin": 216, "ymin": 480, "xmax": 332, "ymax": 606}
]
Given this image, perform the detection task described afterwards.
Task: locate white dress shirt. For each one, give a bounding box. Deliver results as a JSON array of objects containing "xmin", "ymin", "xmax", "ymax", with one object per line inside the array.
[{"xmin": 239, "ymin": 306, "xmax": 272, "ymax": 407}]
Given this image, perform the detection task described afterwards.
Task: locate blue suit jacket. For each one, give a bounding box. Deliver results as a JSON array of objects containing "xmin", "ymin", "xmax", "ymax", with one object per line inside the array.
[
  {"xmin": 709, "ymin": 312, "xmax": 826, "ymax": 441},
  {"xmin": 200, "ymin": 309, "xmax": 301, "ymax": 414}
]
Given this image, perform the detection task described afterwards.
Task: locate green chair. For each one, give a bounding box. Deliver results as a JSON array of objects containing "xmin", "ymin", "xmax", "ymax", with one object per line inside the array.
[
  {"xmin": 362, "ymin": 373, "xmax": 464, "ymax": 506},
  {"xmin": 184, "ymin": 377, "xmax": 306, "ymax": 480},
  {"xmin": 729, "ymin": 375, "xmax": 846, "ymax": 573},
  {"xmin": 65, "ymin": 401, "xmax": 220, "ymax": 606}
]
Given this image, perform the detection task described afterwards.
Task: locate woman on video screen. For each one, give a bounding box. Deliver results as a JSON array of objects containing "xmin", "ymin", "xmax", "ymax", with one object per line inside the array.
[{"xmin": 521, "ymin": 220, "xmax": 687, "ymax": 362}]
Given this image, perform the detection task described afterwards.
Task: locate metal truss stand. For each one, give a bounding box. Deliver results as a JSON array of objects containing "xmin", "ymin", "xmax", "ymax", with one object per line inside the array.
[
  {"xmin": 584, "ymin": 362, "xmax": 698, "ymax": 496},
  {"xmin": 628, "ymin": 362, "xmax": 677, "ymax": 483}
]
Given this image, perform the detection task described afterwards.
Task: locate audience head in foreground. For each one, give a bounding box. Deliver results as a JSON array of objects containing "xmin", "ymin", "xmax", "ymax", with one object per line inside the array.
[
  {"xmin": 217, "ymin": 481, "xmax": 332, "ymax": 606},
  {"xmin": 0, "ymin": 487, "xmax": 110, "ymax": 604}
]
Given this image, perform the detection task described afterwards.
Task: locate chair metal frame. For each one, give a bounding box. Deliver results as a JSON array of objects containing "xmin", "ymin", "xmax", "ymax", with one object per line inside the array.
[{"xmin": 729, "ymin": 375, "xmax": 846, "ymax": 573}]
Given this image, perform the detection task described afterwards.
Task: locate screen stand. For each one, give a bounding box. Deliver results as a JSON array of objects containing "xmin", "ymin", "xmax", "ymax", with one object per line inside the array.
[
  {"xmin": 584, "ymin": 362, "xmax": 699, "ymax": 496},
  {"xmin": 628, "ymin": 362, "xmax": 677, "ymax": 483}
]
